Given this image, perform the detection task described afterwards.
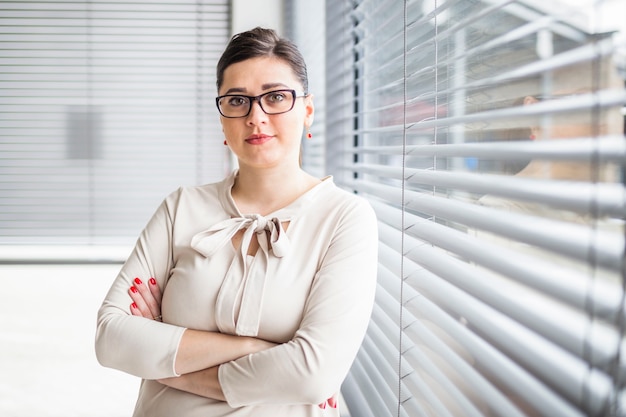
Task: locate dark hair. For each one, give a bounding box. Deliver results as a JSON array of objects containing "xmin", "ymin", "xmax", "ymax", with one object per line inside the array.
[{"xmin": 216, "ymin": 27, "xmax": 308, "ymax": 93}]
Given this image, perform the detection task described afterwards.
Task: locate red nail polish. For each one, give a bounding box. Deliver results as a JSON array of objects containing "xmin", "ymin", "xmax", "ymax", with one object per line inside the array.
[
  {"xmin": 131, "ymin": 302, "xmax": 138, "ymax": 309},
  {"xmin": 134, "ymin": 277, "xmax": 142, "ymax": 286},
  {"xmin": 149, "ymin": 278, "xmax": 156, "ymax": 286},
  {"xmin": 321, "ymin": 403, "xmax": 327, "ymax": 409},
  {"xmin": 130, "ymin": 286, "xmax": 138, "ymax": 293}
]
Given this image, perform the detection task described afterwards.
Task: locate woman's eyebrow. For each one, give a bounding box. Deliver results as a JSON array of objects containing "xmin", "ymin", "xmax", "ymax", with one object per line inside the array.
[
  {"xmin": 223, "ymin": 87, "xmax": 246, "ymax": 95},
  {"xmin": 222, "ymin": 83, "xmax": 290, "ymax": 96},
  {"xmin": 262, "ymin": 82, "xmax": 290, "ymax": 90}
]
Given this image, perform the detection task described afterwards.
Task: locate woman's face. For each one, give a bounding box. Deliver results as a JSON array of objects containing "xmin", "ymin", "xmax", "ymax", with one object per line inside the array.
[{"xmin": 218, "ymin": 56, "xmax": 314, "ymax": 170}]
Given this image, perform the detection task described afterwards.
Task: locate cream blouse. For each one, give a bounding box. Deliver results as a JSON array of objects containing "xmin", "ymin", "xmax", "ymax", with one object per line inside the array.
[{"xmin": 95, "ymin": 171, "xmax": 378, "ymax": 417}]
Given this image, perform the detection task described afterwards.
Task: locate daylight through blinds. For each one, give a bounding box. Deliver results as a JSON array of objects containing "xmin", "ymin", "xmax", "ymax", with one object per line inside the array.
[{"xmin": 317, "ymin": 1, "xmax": 626, "ymax": 416}]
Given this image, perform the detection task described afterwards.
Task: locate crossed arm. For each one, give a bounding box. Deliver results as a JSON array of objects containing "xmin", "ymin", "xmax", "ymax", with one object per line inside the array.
[
  {"xmin": 128, "ymin": 277, "xmax": 338, "ymax": 409},
  {"xmin": 96, "ymin": 189, "xmax": 375, "ymax": 410}
]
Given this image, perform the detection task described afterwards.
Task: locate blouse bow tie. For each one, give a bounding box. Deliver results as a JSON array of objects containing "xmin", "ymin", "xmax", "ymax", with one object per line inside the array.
[
  {"xmin": 190, "ymin": 214, "xmax": 291, "ymax": 259},
  {"xmin": 190, "ymin": 214, "xmax": 291, "ymax": 336}
]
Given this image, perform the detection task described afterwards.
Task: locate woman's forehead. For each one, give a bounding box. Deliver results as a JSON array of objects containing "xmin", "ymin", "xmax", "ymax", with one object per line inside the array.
[{"xmin": 220, "ymin": 57, "xmax": 300, "ymax": 91}]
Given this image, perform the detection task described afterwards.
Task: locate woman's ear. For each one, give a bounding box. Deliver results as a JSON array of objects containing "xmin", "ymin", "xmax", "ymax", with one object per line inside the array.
[{"xmin": 304, "ymin": 94, "xmax": 315, "ymax": 126}]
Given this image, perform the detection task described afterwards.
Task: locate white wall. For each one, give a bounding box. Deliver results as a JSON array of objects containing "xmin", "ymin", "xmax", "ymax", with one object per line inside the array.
[{"xmin": 231, "ymin": 0, "xmax": 284, "ymax": 35}]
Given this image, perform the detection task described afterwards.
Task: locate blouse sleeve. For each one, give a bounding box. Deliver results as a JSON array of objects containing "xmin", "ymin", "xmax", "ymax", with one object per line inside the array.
[
  {"xmin": 94, "ymin": 190, "xmax": 186, "ymax": 380},
  {"xmin": 218, "ymin": 197, "xmax": 379, "ymax": 406}
]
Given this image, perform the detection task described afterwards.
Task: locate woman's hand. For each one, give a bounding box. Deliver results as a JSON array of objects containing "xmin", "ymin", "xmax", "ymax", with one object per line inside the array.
[
  {"xmin": 126, "ymin": 277, "xmax": 334, "ymax": 408},
  {"xmin": 128, "ymin": 277, "xmax": 162, "ymax": 321},
  {"xmin": 129, "ymin": 276, "xmax": 330, "ymax": 406},
  {"xmin": 319, "ymin": 393, "xmax": 338, "ymax": 410}
]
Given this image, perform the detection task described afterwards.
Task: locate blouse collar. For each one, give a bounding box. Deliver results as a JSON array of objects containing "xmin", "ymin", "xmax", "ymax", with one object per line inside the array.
[{"xmin": 190, "ymin": 170, "xmax": 333, "ymax": 336}]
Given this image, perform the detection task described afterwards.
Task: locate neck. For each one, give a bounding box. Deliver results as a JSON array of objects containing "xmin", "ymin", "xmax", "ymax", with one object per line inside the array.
[{"xmin": 232, "ymin": 165, "xmax": 320, "ymax": 215}]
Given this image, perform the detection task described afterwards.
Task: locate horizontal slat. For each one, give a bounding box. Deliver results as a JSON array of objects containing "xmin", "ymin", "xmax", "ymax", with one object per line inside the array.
[
  {"xmin": 348, "ymin": 355, "xmax": 399, "ymax": 417},
  {"xmin": 0, "ymin": 1, "xmax": 227, "ymax": 10},
  {"xmin": 356, "ymin": 41, "xmax": 622, "ymax": 119},
  {"xmin": 346, "ymin": 88, "xmax": 626, "ymax": 134},
  {"xmin": 371, "ymin": 197, "xmax": 623, "ymax": 318},
  {"xmin": 351, "ymin": 164, "xmax": 626, "ymax": 218},
  {"xmin": 327, "ymin": 0, "xmax": 626, "ymax": 415},
  {"xmin": 400, "ymin": 271, "xmax": 587, "ymax": 417},
  {"xmin": 355, "ymin": 135, "xmax": 626, "ymax": 163},
  {"xmin": 378, "ymin": 219, "xmax": 623, "ymax": 376},
  {"xmin": 356, "ymin": 177, "xmax": 624, "ymax": 270},
  {"xmin": 0, "ymin": 26, "xmax": 226, "ymax": 36},
  {"xmin": 404, "ymin": 260, "xmax": 614, "ymax": 416},
  {"xmin": 0, "ymin": 0, "xmax": 227, "ymax": 246},
  {"xmin": 373, "ymin": 273, "xmax": 519, "ymax": 417},
  {"xmin": 398, "ymin": 307, "xmax": 529, "ymax": 417},
  {"xmin": 359, "ymin": 333, "xmax": 403, "ymax": 400},
  {"xmin": 341, "ymin": 371, "xmax": 379, "ymax": 417}
]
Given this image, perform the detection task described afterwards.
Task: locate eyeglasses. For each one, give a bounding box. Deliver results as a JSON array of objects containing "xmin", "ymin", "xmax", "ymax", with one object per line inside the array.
[{"xmin": 215, "ymin": 89, "xmax": 307, "ymax": 118}]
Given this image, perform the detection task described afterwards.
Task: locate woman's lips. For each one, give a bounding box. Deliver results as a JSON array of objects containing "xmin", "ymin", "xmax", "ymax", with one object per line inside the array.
[{"xmin": 245, "ymin": 134, "xmax": 273, "ymax": 145}]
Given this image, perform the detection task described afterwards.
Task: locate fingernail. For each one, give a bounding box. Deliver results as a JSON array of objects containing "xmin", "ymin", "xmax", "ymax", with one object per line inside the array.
[
  {"xmin": 321, "ymin": 403, "xmax": 327, "ymax": 409},
  {"xmin": 130, "ymin": 286, "xmax": 138, "ymax": 293},
  {"xmin": 149, "ymin": 278, "xmax": 156, "ymax": 286},
  {"xmin": 131, "ymin": 302, "xmax": 138, "ymax": 309},
  {"xmin": 331, "ymin": 402, "xmax": 337, "ymax": 409},
  {"xmin": 134, "ymin": 278, "xmax": 142, "ymax": 286}
]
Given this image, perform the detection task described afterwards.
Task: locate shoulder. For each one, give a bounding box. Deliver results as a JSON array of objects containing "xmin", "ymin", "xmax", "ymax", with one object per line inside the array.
[
  {"xmin": 319, "ymin": 177, "xmax": 371, "ymax": 205},
  {"xmin": 165, "ymin": 173, "xmax": 232, "ymax": 205},
  {"xmin": 313, "ymin": 179, "xmax": 377, "ymax": 227},
  {"xmin": 160, "ymin": 185, "xmax": 213, "ymax": 213},
  {"xmin": 158, "ymin": 174, "xmax": 234, "ymax": 221}
]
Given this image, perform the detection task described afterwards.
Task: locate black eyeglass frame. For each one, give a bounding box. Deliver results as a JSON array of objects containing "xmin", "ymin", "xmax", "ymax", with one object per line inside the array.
[{"xmin": 215, "ymin": 89, "xmax": 307, "ymax": 118}]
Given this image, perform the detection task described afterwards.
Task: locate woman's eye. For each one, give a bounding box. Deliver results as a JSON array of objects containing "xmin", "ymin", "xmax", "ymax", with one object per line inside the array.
[
  {"xmin": 266, "ymin": 92, "xmax": 286, "ymax": 103},
  {"xmin": 227, "ymin": 96, "xmax": 248, "ymax": 107}
]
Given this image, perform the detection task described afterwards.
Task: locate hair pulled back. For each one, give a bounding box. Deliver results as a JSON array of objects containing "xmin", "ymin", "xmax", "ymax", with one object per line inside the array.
[{"xmin": 216, "ymin": 27, "xmax": 308, "ymax": 93}]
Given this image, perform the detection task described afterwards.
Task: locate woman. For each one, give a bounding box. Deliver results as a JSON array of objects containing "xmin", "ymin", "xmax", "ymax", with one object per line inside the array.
[{"xmin": 95, "ymin": 27, "xmax": 378, "ymax": 417}]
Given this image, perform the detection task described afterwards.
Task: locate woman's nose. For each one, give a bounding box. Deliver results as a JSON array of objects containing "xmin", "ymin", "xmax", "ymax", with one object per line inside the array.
[{"xmin": 246, "ymin": 99, "xmax": 268, "ymax": 124}]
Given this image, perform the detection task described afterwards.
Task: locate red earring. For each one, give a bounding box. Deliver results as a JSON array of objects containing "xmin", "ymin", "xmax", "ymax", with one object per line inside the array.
[
  {"xmin": 306, "ymin": 127, "xmax": 312, "ymax": 139},
  {"xmin": 224, "ymin": 140, "xmax": 227, "ymax": 146}
]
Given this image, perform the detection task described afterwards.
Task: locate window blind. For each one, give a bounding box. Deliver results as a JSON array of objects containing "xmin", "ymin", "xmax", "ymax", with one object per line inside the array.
[
  {"xmin": 0, "ymin": 1, "xmax": 229, "ymax": 248},
  {"xmin": 285, "ymin": 1, "xmax": 327, "ymax": 178},
  {"xmin": 322, "ymin": 1, "xmax": 626, "ymax": 416}
]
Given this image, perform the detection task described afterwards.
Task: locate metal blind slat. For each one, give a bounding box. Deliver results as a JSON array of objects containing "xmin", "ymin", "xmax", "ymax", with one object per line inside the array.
[
  {"xmin": 0, "ymin": 1, "xmax": 230, "ymax": 246},
  {"xmin": 317, "ymin": 1, "xmax": 626, "ymax": 416}
]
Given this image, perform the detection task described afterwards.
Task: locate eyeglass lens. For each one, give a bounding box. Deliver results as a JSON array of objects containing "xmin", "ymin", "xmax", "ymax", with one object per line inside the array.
[{"xmin": 217, "ymin": 90, "xmax": 296, "ymax": 118}]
